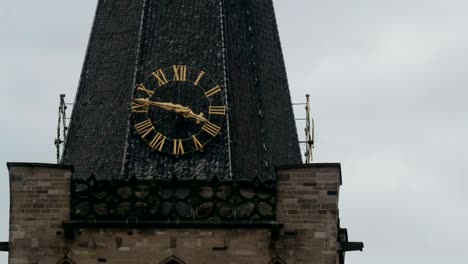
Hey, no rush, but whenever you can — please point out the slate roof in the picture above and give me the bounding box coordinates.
[62,0,301,181]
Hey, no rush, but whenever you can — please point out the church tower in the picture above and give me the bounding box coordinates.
[6,1,363,263]
[62,0,301,182]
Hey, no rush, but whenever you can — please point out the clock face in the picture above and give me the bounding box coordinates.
[132,65,226,156]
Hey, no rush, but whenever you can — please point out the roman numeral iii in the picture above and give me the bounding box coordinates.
[172,65,187,81]
[209,106,226,115]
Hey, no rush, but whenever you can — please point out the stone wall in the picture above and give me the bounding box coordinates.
[8,163,341,264]
[8,163,72,264]
[275,164,341,264]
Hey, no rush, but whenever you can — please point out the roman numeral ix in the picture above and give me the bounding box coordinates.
[132,99,149,113]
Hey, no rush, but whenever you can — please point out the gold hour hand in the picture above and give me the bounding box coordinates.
[134,99,208,123]
[181,110,208,124]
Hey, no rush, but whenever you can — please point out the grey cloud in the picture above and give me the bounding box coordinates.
[275,1,468,264]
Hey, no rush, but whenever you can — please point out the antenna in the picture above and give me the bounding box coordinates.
[293,94,315,163]
[54,94,70,163]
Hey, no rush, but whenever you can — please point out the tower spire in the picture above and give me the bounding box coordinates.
[63,0,301,181]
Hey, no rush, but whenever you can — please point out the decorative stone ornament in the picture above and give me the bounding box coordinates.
[56,256,76,264]
[159,255,186,264]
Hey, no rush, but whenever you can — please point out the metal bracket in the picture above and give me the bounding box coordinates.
[293,94,315,163]
[54,94,71,163]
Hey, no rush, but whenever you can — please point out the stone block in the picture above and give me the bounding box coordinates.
[9,258,28,264]
[12,231,25,239]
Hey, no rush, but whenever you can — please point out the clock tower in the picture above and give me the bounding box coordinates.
[6,1,363,263]
[61,0,302,182]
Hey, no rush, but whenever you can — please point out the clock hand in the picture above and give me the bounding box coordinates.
[134,99,185,112]
[180,109,208,124]
[134,99,208,124]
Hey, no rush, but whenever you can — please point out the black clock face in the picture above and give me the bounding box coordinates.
[132,65,226,156]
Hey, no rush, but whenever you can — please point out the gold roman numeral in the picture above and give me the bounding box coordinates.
[202,122,220,137]
[150,133,166,151]
[137,84,154,97]
[134,119,154,138]
[172,65,187,81]
[152,69,168,86]
[194,71,205,86]
[132,99,149,113]
[209,106,226,115]
[192,135,204,151]
[205,85,221,97]
[173,139,185,155]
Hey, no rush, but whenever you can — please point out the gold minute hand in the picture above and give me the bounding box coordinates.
[134,99,186,112]
[134,99,208,123]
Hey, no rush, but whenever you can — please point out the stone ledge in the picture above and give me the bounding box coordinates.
[7,162,74,172]
[275,163,342,185]
[275,163,341,170]
[63,220,284,240]
[64,220,283,230]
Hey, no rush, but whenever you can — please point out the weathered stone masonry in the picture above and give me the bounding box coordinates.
[8,163,345,264]
[8,163,72,264]
[7,1,364,263]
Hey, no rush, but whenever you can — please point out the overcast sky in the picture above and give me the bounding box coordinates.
[1,1,467,264]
